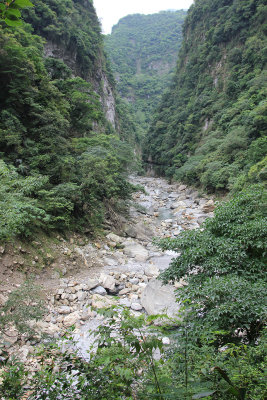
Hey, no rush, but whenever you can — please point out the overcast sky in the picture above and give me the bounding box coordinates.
[93,0,194,34]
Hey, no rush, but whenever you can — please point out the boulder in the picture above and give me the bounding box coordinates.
[202,199,215,213]
[131,303,143,311]
[124,222,153,241]
[86,279,100,291]
[91,286,107,296]
[145,264,160,277]
[178,185,187,191]
[141,279,179,318]
[0,293,7,307]
[77,291,87,301]
[58,306,71,314]
[63,311,80,327]
[99,273,116,292]
[123,242,149,262]
[91,294,114,309]
[120,298,131,307]
[106,233,124,244]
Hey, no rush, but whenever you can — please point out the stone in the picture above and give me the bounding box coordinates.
[68,293,78,301]
[99,273,116,292]
[91,286,107,296]
[0,246,5,254]
[124,225,137,238]
[77,291,87,301]
[141,279,180,318]
[0,293,7,306]
[119,298,131,307]
[123,242,149,262]
[164,219,173,224]
[63,311,80,327]
[129,278,139,285]
[178,185,187,191]
[139,282,147,288]
[106,233,124,244]
[86,279,100,290]
[131,303,143,311]
[174,278,188,289]
[3,330,18,347]
[162,337,170,345]
[91,294,114,309]
[145,264,160,277]
[58,306,71,314]
[119,288,131,295]
[202,199,215,213]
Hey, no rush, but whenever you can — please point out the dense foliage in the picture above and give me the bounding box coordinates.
[158,185,267,344]
[144,0,267,192]
[0,1,135,240]
[105,11,186,137]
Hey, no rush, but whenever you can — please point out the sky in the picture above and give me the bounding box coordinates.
[93,0,194,34]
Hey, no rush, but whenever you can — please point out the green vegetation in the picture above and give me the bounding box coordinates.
[144,0,267,192]
[1,190,265,398]
[0,0,136,241]
[0,0,33,27]
[105,10,187,137]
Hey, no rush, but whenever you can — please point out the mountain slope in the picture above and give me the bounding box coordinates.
[143,0,267,192]
[105,10,187,136]
[0,0,134,240]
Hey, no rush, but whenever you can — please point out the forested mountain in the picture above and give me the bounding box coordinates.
[0,0,135,240]
[105,11,187,136]
[144,0,267,192]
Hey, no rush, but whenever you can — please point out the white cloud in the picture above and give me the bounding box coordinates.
[93,0,194,34]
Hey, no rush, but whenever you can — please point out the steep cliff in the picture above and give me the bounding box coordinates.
[105,10,187,136]
[0,0,135,239]
[24,0,117,127]
[144,0,267,192]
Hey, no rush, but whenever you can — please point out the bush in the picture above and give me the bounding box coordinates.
[158,185,267,343]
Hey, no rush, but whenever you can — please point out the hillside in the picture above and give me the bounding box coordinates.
[143,0,267,192]
[0,0,135,241]
[105,10,187,136]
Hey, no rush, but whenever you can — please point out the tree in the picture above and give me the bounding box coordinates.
[0,0,33,26]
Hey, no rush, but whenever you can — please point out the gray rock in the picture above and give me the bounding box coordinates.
[91,286,107,296]
[100,273,116,292]
[106,233,124,244]
[145,264,160,277]
[63,311,80,327]
[131,303,143,311]
[129,278,139,285]
[123,242,149,262]
[77,291,87,301]
[141,279,180,318]
[86,279,100,290]
[119,298,131,307]
[202,199,215,213]
[58,306,71,315]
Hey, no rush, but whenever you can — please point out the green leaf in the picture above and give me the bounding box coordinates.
[0,4,5,12]
[6,8,21,17]
[13,0,34,8]
[192,391,216,399]
[4,17,22,26]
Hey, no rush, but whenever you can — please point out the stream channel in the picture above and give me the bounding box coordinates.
[31,176,215,360]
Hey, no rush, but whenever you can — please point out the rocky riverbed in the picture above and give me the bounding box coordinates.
[1,176,215,363]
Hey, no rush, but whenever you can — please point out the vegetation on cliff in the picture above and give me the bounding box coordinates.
[0,0,135,241]
[144,0,267,193]
[105,10,187,137]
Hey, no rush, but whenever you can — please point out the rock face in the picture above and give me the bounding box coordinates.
[141,279,179,318]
